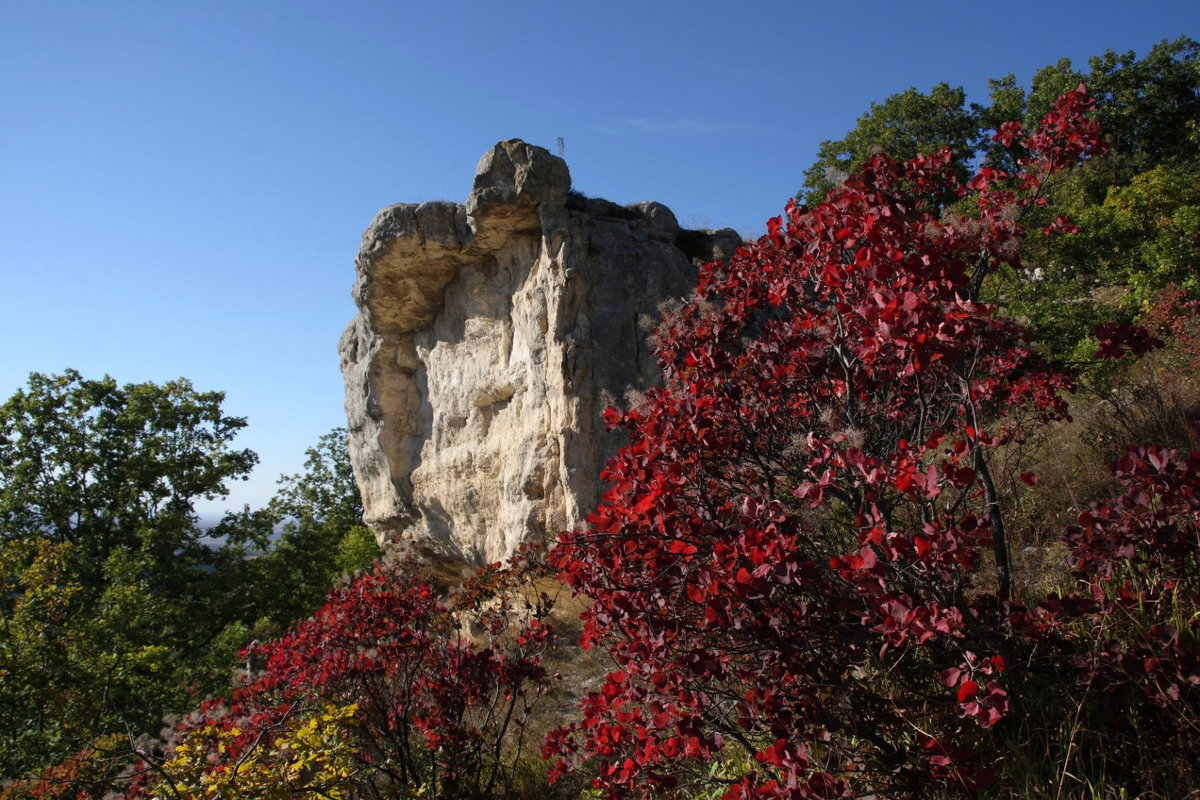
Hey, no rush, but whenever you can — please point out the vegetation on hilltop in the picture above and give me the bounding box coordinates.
[803,36,1199,371]
[0,372,377,783]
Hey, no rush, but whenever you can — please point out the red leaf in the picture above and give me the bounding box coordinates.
[854,545,877,570]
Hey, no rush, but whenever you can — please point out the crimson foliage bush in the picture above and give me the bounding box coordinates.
[128,550,556,800]
[2,552,560,800]
[546,89,1196,798]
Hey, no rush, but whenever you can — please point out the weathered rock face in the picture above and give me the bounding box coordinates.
[340,139,739,564]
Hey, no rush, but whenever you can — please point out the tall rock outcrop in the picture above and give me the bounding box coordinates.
[340,139,739,563]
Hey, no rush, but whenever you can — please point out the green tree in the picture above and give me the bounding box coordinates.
[976,72,1028,172]
[0,370,258,778]
[1066,158,1200,305]
[262,428,378,621]
[998,39,1200,367]
[1077,36,1199,172]
[1018,37,1198,202]
[799,37,1200,369]
[800,82,981,203]
[209,427,379,628]
[801,36,1198,205]
[0,377,380,783]
[0,539,89,778]
[271,427,362,530]
[0,370,256,588]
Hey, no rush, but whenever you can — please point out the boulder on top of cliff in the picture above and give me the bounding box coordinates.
[340,139,740,563]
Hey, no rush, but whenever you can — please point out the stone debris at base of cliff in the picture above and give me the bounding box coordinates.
[340,138,740,564]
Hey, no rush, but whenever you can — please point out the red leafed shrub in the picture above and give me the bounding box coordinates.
[1144,285,1200,372]
[1093,322,1165,360]
[0,735,126,800]
[547,89,1115,798]
[1004,445,1200,793]
[1061,446,1200,703]
[126,547,557,800]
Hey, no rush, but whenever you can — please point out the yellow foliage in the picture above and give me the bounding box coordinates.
[157,704,358,798]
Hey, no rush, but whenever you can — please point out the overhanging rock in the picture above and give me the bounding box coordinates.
[340,139,740,563]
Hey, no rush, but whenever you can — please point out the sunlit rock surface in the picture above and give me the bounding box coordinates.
[340,139,739,563]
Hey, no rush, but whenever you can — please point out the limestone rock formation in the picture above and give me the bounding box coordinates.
[340,139,739,563]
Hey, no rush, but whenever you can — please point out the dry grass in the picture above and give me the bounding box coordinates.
[989,340,1200,603]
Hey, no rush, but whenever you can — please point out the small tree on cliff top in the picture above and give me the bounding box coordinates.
[547,89,1121,798]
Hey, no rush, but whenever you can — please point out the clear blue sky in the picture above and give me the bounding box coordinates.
[2,1,1196,514]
